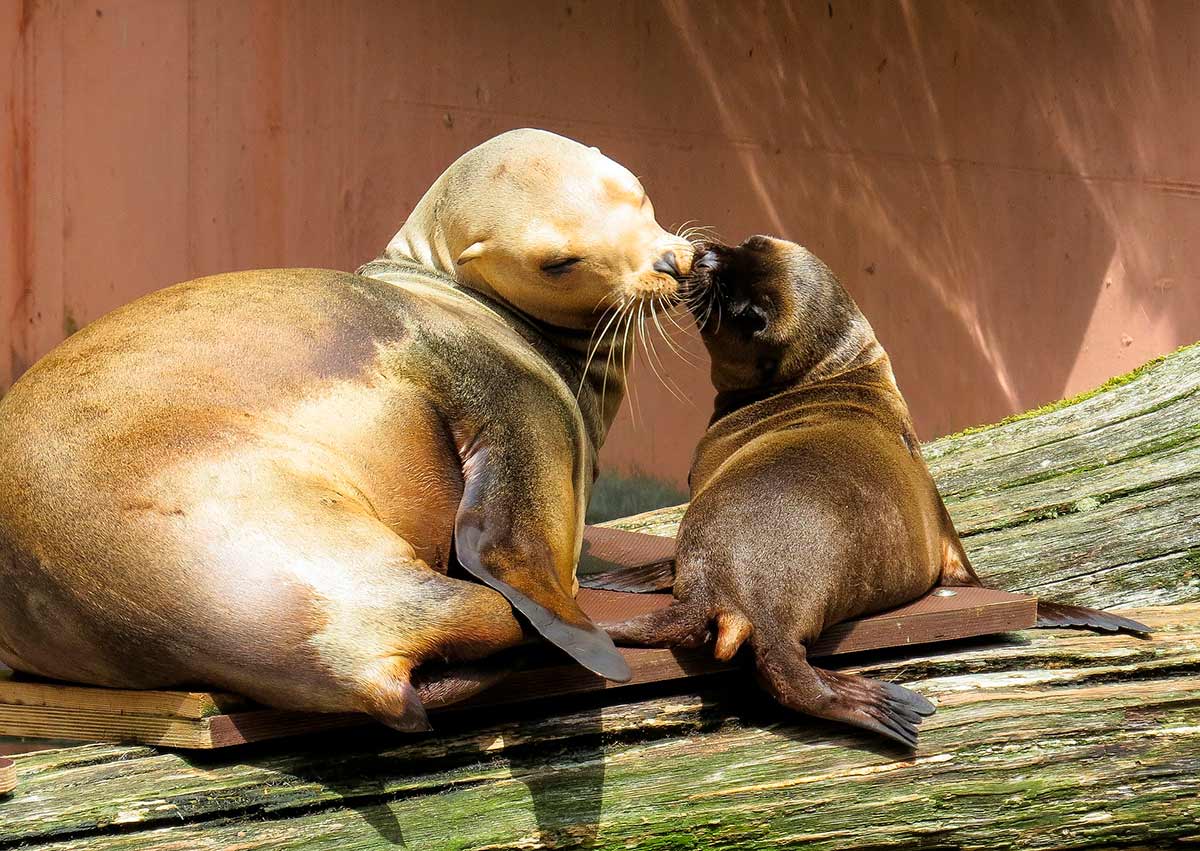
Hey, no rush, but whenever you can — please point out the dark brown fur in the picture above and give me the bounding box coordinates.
[605,236,1149,748]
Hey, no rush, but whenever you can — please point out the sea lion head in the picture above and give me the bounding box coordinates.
[386,128,695,330]
[686,235,880,394]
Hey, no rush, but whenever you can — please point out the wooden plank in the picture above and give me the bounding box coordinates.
[0,587,1034,750]
[2,603,1194,850]
[0,669,251,720]
[0,756,14,795]
[809,586,1036,655]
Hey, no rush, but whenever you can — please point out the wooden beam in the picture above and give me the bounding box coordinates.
[0,587,1034,749]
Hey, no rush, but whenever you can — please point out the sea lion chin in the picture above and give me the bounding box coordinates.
[607,234,1150,748]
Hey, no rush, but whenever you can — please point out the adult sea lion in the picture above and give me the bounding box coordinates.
[0,129,694,730]
[606,235,1149,747]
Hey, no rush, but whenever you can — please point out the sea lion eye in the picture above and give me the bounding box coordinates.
[541,257,583,276]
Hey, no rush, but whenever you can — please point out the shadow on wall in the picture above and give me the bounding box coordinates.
[6,0,1197,498]
[600,0,1198,494]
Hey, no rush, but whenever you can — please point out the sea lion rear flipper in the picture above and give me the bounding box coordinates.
[579,561,677,593]
[600,598,709,648]
[413,654,520,711]
[1035,600,1153,636]
[756,642,935,749]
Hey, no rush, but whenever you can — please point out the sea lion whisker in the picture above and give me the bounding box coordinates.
[677,223,719,246]
[639,301,677,394]
[651,296,702,369]
[661,301,698,335]
[579,299,627,399]
[577,305,618,396]
[599,298,633,416]
[626,305,644,428]
[643,302,693,405]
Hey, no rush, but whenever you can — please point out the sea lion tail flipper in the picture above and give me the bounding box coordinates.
[755,643,935,749]
[1035,600,1153,636]
[601,598,709,648]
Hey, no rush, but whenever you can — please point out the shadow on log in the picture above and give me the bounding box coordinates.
[2,344,1199,849]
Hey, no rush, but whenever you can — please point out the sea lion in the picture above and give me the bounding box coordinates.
[0,129,693,730]
[605,235,1149,747]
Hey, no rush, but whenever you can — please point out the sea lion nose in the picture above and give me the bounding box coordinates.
[694,250,720,272]
[653,251,683,279]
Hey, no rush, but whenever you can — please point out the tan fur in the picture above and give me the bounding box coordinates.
[713,611,753,661]
[0,129,692,726]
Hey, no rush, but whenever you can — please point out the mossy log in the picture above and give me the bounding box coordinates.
[2,344,1199,849]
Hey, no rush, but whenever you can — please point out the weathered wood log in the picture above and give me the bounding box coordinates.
[612,342,1200,610]
[1,344,1198,849]
[1,604,1197,849]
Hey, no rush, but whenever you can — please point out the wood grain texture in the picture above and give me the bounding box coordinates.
[0,588,1032,749]
[0,757,14,795]
[1,604,1196,849]
[2,345,1198,848]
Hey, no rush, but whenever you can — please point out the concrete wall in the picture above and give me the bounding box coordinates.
[3,0,1198,490]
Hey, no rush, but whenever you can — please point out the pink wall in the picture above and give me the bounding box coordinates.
[4,0,1198,488]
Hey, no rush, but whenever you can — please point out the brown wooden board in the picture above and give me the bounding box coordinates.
[0,584,1034,749]
[0,757,14,795]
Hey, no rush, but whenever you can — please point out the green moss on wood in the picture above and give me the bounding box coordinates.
[944,342,1198,441]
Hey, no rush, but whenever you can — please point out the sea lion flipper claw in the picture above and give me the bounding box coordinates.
[1035,600,1154,636]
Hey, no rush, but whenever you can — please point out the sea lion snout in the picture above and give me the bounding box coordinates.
[629,238,696,299]
[685,239,779,338]
[652,250,684,280]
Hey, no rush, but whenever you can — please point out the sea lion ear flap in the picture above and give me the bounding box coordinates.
[453,498,631,684]
[456,241,488,267]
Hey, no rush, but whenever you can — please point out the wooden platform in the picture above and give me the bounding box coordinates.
[0,585,1033,750]
[0,757,14,795]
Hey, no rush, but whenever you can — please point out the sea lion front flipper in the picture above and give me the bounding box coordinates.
[1035,600,1153,636]
[453,438,631,683]
[755,642,935,749]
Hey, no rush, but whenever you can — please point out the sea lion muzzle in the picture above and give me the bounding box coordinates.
[685,243,773,336]
[652,250,684,279]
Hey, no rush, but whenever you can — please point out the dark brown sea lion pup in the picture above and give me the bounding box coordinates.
[0,129,694,730]
[605,235,1150,747]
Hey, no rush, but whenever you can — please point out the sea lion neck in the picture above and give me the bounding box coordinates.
[708,305,887,424]
[709,346,892,426]
[358,256,629,450]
